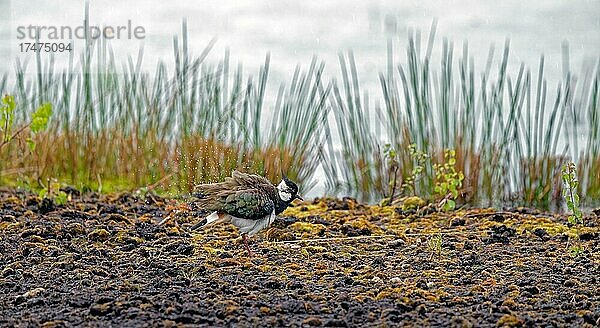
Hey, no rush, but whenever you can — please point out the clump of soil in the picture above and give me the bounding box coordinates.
[0,190,599,327]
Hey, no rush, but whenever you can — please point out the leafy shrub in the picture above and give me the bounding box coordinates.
[434,149,464,211]
[0,95,52,151]
[561,162,583,224]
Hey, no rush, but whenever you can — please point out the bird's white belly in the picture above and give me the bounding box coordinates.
[230,212,276,236]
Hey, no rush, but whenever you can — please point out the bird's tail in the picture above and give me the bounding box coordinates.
[190,211,227,230]
[190,218,208,230]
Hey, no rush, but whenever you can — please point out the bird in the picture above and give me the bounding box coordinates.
[189,170,303,256]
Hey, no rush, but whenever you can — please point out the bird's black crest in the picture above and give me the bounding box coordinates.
[282,174,299,194]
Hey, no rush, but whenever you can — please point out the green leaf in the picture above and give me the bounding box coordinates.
[31,103,52,133]
[448,199,456,209]
[26,138,36,152]
[55,191,68,205]
[1,95,16,138]
[443,199,455,211]
[2,95,16,115]
[38,188,48,199]
[2,95,15,107]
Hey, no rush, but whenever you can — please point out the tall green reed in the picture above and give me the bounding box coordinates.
[0,20,330,194]
[1,18,598,208]
[325,23,599,208]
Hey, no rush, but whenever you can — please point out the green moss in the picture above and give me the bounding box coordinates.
[399,196,427,210]
[289,222,326,236]
[88,229,110,241]
[497,314,524,327]
[283,203,327,218]
[376,287,409,300]
[3,222,24,231]
[265,228,295,241]
[66,223,85,235]
[114,231,145,244]
[305,245,327,253]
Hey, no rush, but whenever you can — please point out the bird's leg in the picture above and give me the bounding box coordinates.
[242,234,253,258]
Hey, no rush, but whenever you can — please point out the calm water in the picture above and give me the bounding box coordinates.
[1,0,599,195]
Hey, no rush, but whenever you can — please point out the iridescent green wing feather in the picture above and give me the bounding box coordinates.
[222,189,275,220]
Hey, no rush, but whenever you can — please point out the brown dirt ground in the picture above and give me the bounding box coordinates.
[0,189,599,327]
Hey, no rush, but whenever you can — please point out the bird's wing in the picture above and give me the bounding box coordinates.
[193,171,274,197]
[229,170,275,190]
[192,177,236,199]
[192,179,225,197]
[221,189,275,220]
[191,171,278,214]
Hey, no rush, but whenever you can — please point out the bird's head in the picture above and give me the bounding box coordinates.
[277,173,303,203]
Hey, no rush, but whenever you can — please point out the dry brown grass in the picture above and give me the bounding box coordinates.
[1,130,302,193]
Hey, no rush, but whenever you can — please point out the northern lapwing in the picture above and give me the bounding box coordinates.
[190,170,302,256]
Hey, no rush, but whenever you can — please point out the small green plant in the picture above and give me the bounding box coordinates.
[428,231,443,258]
[383,144,400,203]
[39,179,68,205]
[568,245,584,258]
[28,102,53,151]
[561,162,583,225]
[0,95,16,145]
[434,149,464,211]
[0,95,53,151]
[401,143,429,196]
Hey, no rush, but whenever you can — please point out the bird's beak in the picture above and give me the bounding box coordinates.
[295,194,304,201]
